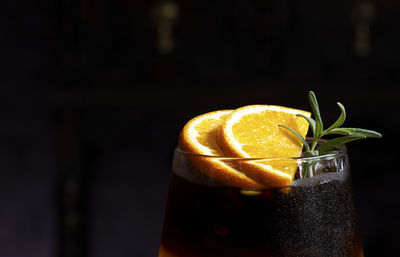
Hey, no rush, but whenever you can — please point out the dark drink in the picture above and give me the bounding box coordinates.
[158,148,364,257]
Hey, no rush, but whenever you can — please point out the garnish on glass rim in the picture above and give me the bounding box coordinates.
[279,91,382,157]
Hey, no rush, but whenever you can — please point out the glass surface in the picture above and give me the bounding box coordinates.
[158,145,364,257]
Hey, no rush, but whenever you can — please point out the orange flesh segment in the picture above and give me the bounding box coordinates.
[218,105,310,187]
[178,110,262,189]
[232,110,309,158]
[195,116,228,156]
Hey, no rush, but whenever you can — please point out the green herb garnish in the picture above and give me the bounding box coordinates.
[279,91,382,158]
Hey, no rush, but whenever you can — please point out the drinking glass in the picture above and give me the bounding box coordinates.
[158,144,364,257]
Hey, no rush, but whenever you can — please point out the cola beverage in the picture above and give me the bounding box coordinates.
[158,148,364,257]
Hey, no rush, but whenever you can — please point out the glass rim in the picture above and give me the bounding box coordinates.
[176,139,347,162]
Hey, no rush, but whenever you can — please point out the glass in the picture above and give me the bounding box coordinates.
[158,144,364,257]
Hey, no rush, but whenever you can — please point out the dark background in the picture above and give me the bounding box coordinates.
[1,0,399,256]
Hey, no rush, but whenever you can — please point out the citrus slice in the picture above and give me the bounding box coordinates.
[179,110,262,188]
[218,105,310,187]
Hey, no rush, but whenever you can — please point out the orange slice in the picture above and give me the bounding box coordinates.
[219,105,310,187]
[179,110,262,188]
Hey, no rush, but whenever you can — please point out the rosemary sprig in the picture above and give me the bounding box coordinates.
[280,91,382,157]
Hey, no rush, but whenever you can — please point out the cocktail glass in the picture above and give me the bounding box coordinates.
[158,144,364,257]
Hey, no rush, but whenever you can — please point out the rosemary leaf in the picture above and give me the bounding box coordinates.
[324,128,382,138]
[278,91,381,162]
[303,150,319,157]
[308,91,323,149]
[317,136,366,154]
[279,125,311,152]
[323,102,346,134]
[296,114,316,136]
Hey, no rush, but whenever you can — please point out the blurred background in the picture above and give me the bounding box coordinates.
[1,0,399,256]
